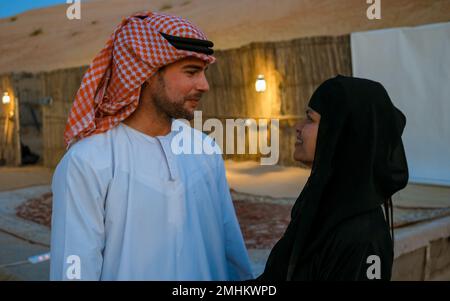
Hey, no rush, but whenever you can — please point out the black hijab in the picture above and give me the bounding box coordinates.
[259,75,409,280]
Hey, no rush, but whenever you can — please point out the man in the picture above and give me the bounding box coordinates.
[50,12,253,281]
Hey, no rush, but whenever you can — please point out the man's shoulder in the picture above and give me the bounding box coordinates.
[62,130,113,170]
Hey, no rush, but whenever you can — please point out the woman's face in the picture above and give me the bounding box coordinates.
[293,107,321,167]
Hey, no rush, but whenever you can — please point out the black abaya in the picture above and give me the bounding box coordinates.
[258,75,408,281]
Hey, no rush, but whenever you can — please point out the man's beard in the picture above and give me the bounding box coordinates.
[150,74,199,121]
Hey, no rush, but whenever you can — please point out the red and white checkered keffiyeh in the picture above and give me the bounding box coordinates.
[64,11,215,148]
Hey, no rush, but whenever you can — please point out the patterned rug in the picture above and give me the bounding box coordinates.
[15,191,450,250]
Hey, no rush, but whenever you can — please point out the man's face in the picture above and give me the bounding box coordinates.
[147,57,210,120]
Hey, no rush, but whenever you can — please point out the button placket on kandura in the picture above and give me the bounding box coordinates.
[157,136,186,257]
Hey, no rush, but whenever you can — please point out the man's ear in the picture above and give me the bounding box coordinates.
[144,71,158,87]
[139,79,151,101]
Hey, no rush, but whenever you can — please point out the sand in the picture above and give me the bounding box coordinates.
[0,0,449,73]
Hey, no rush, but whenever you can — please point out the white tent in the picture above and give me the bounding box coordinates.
[351,22,450,186]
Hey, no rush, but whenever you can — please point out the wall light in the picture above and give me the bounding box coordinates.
[255,74,266,93]
[2,92,11,104]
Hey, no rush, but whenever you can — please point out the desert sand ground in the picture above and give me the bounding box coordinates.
[0,0,449,73]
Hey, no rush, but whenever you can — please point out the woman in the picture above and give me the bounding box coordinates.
[259,75,409,280]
